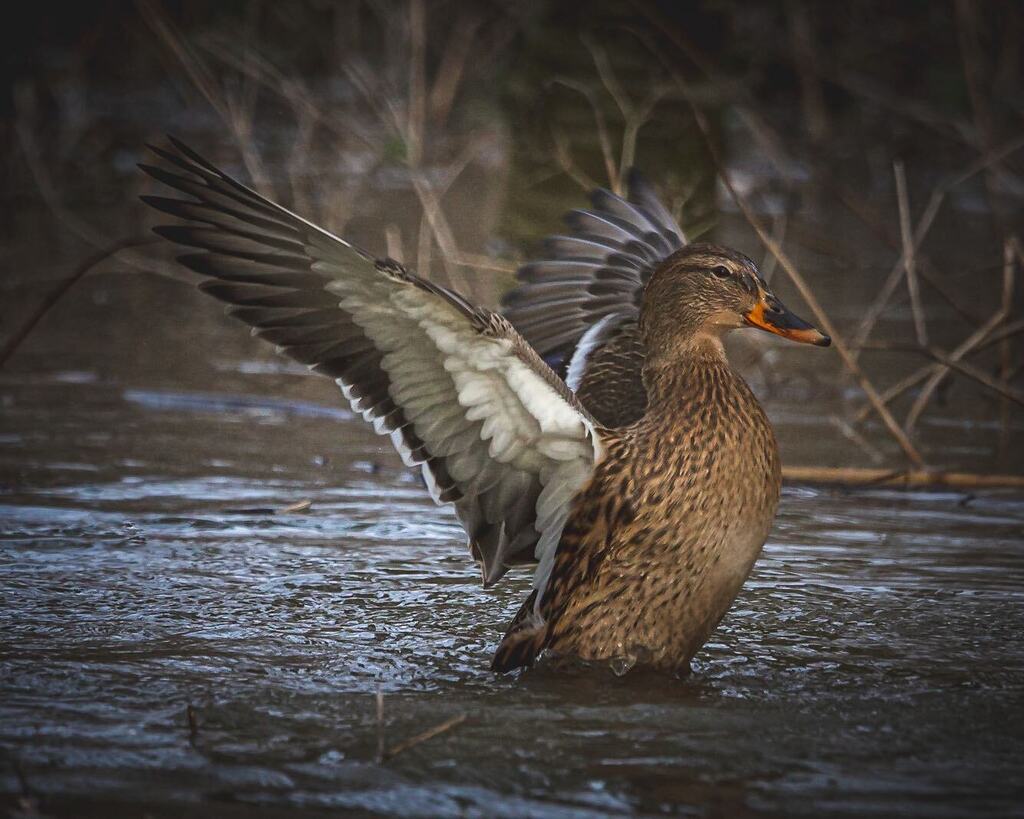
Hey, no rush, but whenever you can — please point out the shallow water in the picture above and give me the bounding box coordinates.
[3,3,1023,813]
[2,361,1023,818]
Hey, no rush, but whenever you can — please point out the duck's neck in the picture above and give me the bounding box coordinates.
[641,333,737,413]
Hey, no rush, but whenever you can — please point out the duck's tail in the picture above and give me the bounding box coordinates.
[491,590,548,673]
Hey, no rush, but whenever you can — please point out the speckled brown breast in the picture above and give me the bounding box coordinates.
[538,343,781,672]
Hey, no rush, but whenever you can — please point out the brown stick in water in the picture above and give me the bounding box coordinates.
[380,714,468,764]
[783,466,1024,489]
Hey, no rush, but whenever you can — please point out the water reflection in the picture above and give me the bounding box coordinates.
[2,371,1023,816]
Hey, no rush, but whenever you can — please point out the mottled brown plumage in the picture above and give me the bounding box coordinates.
[141,141,828,676]
[494,336,780,673]
[492,241,829,673]
[571,319,646,428]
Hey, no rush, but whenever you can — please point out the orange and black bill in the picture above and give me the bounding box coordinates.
[744,294,831,346]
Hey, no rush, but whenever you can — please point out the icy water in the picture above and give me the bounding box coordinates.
[4,3,1023,812]
[2,353,1024,817]
[2,155,1023,815]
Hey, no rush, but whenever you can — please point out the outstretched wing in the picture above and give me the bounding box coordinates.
[502,171,697,428]
[140,138,603,586]
[502,169,690,376]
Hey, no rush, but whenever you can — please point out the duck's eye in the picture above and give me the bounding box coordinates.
[711,265,731,279]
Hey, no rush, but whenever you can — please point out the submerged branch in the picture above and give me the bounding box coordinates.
[380,714,468,763]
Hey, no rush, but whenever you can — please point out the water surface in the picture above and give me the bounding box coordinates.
[2,364,1023,818]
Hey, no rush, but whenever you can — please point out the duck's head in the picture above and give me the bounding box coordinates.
[639,243,830,356]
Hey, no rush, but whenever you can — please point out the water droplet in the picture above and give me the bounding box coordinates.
[609,654,637,677]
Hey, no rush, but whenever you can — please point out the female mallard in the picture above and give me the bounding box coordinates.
[141,141,829,674]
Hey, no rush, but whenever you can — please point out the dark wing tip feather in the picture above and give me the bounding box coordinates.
[139,193,181,213]
[166,134,222,175]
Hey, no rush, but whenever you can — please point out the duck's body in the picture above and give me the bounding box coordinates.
[493,336,780,672]
[141,141,828,675]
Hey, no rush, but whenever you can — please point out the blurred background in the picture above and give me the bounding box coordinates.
[2,0,1022,476]
[2,4,1024,818]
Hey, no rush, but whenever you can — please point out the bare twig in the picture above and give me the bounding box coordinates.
[409,172,468,292]
[642,1,1019,349]
[828,178,983,329]
[852,368,932,425]
[852,315,1024,423]
[275,500,313,515]
[428,10,482,127]
[904,239,1016,433]
[850,182,945,357]
[843,135,1024,353]
[380,714,467,764]
[759,213,788,283]
[138,0,273,195]
[920,347,1024,409]
[583,36,668,193]
[551,125,600,192]
[406,0,427,168]
[828,416,885,464]
[893,160,928,346]
[1,236,157,368]
[550,76,618,191]
[620,85,667,188]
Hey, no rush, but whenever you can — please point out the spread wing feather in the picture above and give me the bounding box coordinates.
[141,137,603,588]
[502,169,690,378]
[502,170,698,428]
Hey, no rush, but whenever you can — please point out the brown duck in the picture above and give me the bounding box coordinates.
[141,141,829,675]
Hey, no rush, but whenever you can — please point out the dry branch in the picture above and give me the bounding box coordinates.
[428,10,482,127]
[373,689,466,765]
[380,714,467,763]
[850,181,945,357]
[406,0,427,168]
[823,135,1024,351]
[550,77,618,191]
[1,236,157,368]
[893,160,928,347]
[551,125,601,192]
[903,239,1016,433]
[852,316,1024,424]
[921,348,1024,409]
[783,466,1024,489]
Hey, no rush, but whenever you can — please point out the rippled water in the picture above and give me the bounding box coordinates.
[2,365,1023,818]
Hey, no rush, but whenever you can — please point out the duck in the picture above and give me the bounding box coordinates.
[140,139,829,675]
